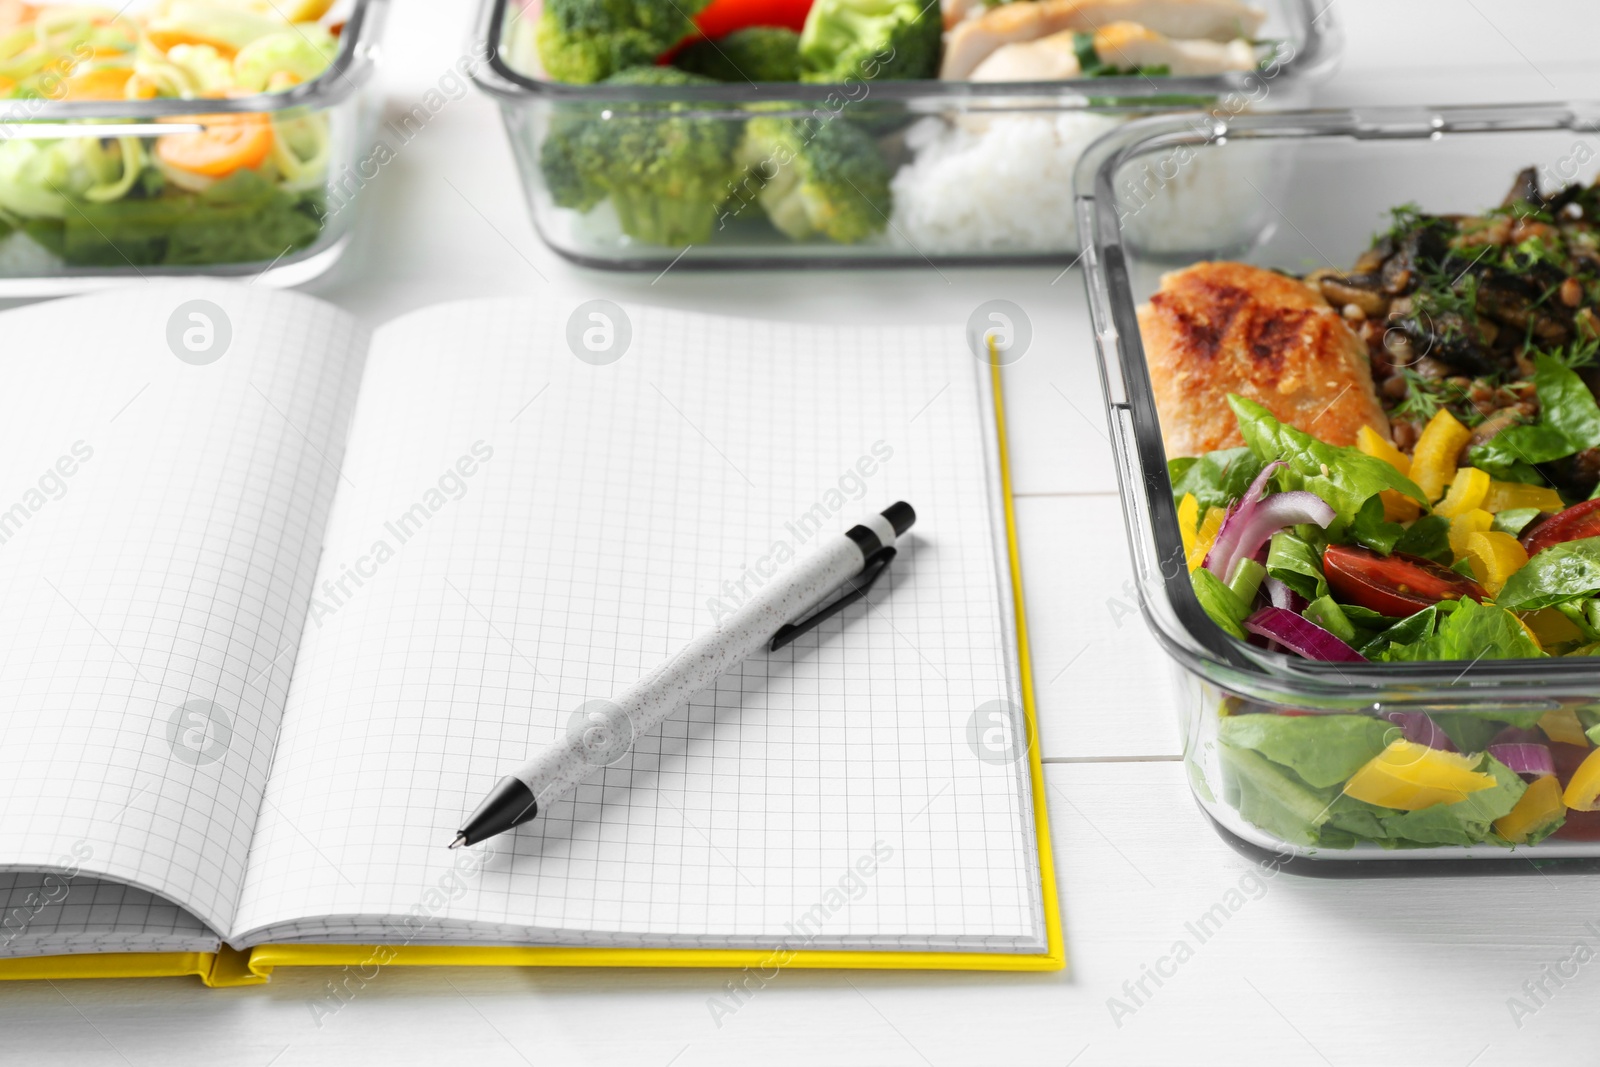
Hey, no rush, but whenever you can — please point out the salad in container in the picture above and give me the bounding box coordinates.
[1079,103,1600,868]
[470,0,1337,268]
[0,0,383,292]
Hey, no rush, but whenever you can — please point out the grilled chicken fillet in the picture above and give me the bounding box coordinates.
[942,0,1265,80]
[1091,20,1258,75]
[1138,262,1391,456]
[970,20,1257,81]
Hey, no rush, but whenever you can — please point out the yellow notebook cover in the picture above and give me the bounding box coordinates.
[0,359,1063,987]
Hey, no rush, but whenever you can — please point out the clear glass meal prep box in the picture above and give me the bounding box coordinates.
[469,0,1338,270]
[1078,102,1600,870]
[0,0,385,296]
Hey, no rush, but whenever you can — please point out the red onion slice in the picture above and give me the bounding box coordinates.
[1491,726,1544,747]
[1206,460,1284,580]
[1243,607,1367,662]
[1207,473,1335,585]
[1488,743,1555,779]
[1384,711,1456,752]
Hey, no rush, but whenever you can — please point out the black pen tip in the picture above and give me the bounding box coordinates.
[882,501,915,537]
[447,832,467,850]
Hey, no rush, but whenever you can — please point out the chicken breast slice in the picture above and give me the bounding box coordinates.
[1093,21,1259,75]
[943,0,988,30]
[941,0,1266,80]
[970,29,1083,81]
[1138,261,1390,457]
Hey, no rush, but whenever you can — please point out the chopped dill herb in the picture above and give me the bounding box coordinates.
[1541,335,1600,372]
[1390,369,1489,427]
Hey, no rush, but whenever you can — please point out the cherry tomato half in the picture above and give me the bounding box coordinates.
[1322,543,1488,618]
[1522,498,1600,558]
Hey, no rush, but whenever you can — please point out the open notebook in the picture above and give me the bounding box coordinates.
[0,282,1060,982]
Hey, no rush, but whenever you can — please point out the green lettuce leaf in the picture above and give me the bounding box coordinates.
[1392,514,1452,564]
[1192,566,1250,639]
[1302,595,1358,643]
[1349,494,1405,555]
[1469,354,1600,478]
[1356,606,1437,658]
[1433,713,1507,753]
[1266,530,1327,601]
[1218,745,1337,847]
[1219,713,1395,788]
[1339,604,1395,627]
[1228,395,1425,526]
[1219,731,1530,849]
[1373,756,1526,847]
[1496,537,1600,611]
[1168,447,1265,512]
[1317,793,1397,847]
[1379,597,1545,661]
[1492,508,1544,537]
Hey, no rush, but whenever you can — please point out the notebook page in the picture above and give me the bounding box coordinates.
[0,873,216,959]
[234,298,1043,951]
[0,282,366,937]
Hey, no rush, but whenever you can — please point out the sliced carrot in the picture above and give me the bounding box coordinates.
[156,112,273,177]
[59,67,132,101]
[145,28,238,58]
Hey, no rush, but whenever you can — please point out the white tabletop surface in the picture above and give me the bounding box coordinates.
[8,1,1600,1063]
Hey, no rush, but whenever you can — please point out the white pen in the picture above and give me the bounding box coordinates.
[448,502,917,848]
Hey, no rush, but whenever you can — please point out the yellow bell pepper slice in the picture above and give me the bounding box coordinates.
[1412,409,1472,503]
[1540,707,1589,747]
[1381,491,1423,523]
[1464,530,1528,595]
[1564,747,1600,811]
[1495,775,1565,844]
[1484,480,1565,514]
[1188,506,1225,574]
[1516,615,1545,651]
[1343,739,1498,811]
[1448,508,1493,561]
[1523,608,1585,646]
[1356,425,1421,521]
[1177,493,1199,560]
[1357,424,1413,476]
[1434,467,1491,518]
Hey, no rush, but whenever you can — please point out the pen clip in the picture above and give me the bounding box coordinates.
[769,547,896,652]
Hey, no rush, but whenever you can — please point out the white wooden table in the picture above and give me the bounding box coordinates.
[8,2,1600,1063]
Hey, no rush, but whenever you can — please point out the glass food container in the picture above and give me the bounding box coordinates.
[1078,102,1600,871]
[0,0,385,296]
[469,0,1338,270]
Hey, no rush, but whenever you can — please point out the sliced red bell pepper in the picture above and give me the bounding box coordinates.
[695,0,814,36]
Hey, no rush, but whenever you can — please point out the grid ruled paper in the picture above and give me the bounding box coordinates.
[234,298,1045,952]
[0,282,367,947]
[0,873,216,959]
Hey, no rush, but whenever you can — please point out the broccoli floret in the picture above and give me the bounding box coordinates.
[797,0,939,83]
[539,67,744,247]
[535,0,710,84]
[734,116,891,243]
[674,27,802,82]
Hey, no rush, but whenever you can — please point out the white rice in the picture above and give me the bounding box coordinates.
[887,110,1267,258]
[888,112,1122,255]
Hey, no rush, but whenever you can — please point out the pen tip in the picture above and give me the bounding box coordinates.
[447,832,467,850]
